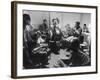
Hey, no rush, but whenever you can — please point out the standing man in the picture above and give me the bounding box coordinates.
[49,18,63,54]
[74,21,83,44]
[74,21,82,36]
[23,14,34,69]
[39,19,48,32]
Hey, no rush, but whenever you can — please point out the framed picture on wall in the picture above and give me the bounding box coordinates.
[11,1,98,78]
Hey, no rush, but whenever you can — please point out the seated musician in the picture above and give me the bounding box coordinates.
[47,36,90,68]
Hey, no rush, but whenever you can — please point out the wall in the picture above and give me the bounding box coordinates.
[0,0,99,80]
[62,12,81,30]
[80,13,91,29]
[24,10,89,31]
